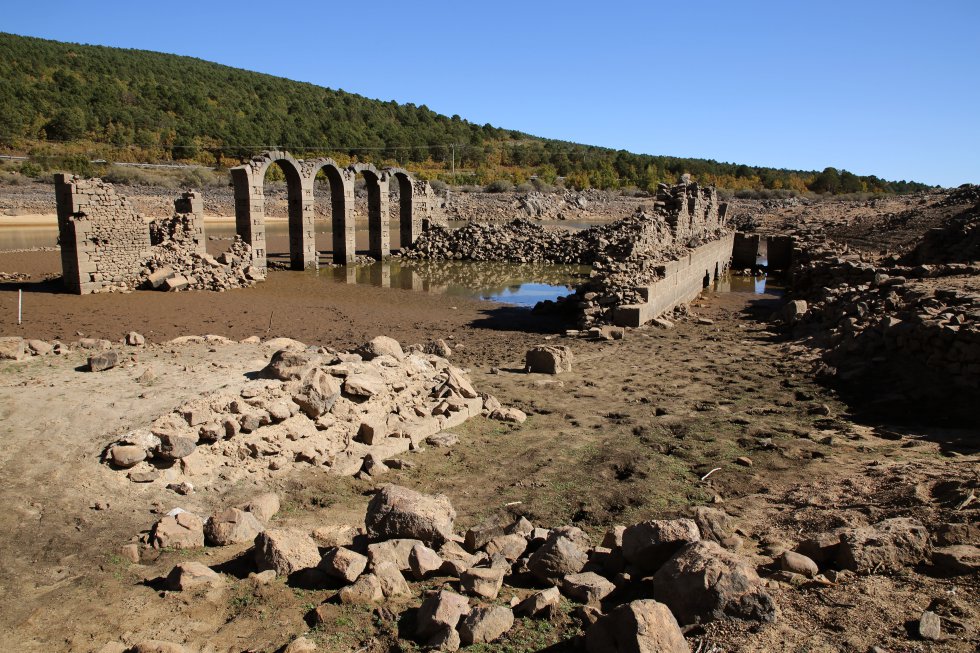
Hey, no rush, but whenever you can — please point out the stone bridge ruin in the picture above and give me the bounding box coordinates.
[230,150,437,269]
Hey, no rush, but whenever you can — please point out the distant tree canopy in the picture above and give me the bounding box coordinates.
[0,32,932,195]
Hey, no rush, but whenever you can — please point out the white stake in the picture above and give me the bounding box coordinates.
[18,289,22,325]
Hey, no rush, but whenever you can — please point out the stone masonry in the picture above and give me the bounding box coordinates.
[54,173,151,294]
[230,151,436,270]
[150,191,206,255]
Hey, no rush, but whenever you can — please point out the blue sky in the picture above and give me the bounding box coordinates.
[4,0,979,186]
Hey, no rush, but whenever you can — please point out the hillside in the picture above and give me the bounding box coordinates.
[0,32,931,194]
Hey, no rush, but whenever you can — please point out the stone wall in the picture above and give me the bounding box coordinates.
[54,173,151,294]
[612,234,735,327]
[150,191,206,254]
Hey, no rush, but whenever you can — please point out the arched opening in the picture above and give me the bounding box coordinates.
[352,164,390,260]
[258,158,307,269]
[309,161,354,264]
[390,170,415,250]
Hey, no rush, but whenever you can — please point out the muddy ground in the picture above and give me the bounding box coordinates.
[0,188,977,653]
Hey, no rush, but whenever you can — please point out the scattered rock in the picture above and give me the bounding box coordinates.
[528,533,589,585]
[365,484,456,546]
[254,528,321,576]
[409,542,444,579]
[622,519,701,573]
[165,561,225,591]
[526,345,573,374]
[151,511,204,549]
[585,599,689,653]
[338,573,383,605]
[374,561,412,599]
[515,586,561,618]
[416,590,470,638]
[653,541,776,625]
[88,350,120,372]
[931,545,980,574]
[562,571,616,604]
[460,566,506,599]
[357,336,405,361]
[836,517,931,573]
[204,508,265,546]
[319,547,369,584]
[918,610,942,641]
[243,492,280,523]
[459,605,515,645]
[779,551,819,578]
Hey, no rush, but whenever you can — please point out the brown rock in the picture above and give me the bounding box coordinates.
[165,561,225,591]
[932,545,980,574]
[409,542,444,579]
[779,551,819,578]
[205,508,265,546]
[368,538,424,571]
[151,511,204,549]
[254,528,321,576]
[416,590,470,638]
[836,518,931,573]
[585,599,689,653]
[88,350,120,372]
[652,541,776,625]
[526,345,573,374]
[622,519,701,573]
[562,571,616,604]
[515,586,561,618]
[338,573,383,605]
[460,566,506,599]
[109,444,147,468]
[243,492,280,523]
[365,484,456,546]
[260,349,317,381]
[459,605,514,645]
[319,547,368,584]
[374,561,412,599]
[528,534,589,585]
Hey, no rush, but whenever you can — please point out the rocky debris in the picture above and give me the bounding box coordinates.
[931,544,980,574]
[109,444,147,468]
[139,235,261,292]
[356,336,405,361]
[526,345,573,374]
[283,637,317,653]
[778,551,819,578]
[204,508,265,546]
[339,573,383,605]
[918,610,942,641]
[586,600,690,653]
[835,517,931,573]
[528,531,589,584]
[89,350,120,372]
[460,566,505,599]
[375,561,412,599]
[151,511,204,549]
[562,571,616,604]
[459,606,514,645]
[319,547,369,583]
[365,484,457,547]
[253,529,321,577]
[515,586,562,618]
[0,336,27,361]
[165,561,225,591]
[105,338,518,485]
[621,519,701,573]
[243,493,280,523]
[653,541,776,625]
[409,542,444,579]
[368,538,423,571]
[417,590,470,638]
[126,331,146,346]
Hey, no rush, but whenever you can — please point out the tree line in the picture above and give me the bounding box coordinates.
[0,32,931,195]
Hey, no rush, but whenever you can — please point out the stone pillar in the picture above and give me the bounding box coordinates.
[367,173,391,260]
[290,183,317,270]
[231,166,267,269]
[332,172,356,265]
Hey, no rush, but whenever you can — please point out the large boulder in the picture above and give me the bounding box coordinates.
[365,485,456,546]
[460,566,506,599]
[0,337,27,361]
[368,538,424,571]
[416,590,470,638]
[835,517,931,573]
[165,561,225,591]
[293,368,341,418]
[652,541,776,625]
[319,547,369,583]
[562,571,616,604]
[459,606,514,645]
[356,336,405,361]
[151,511,204,549]
[586,599,689,653]
[205,508,265,546]
[528,533,588,585]
[526,345,573,374]
[253,528,321,577]
[622,519,701,573]
[260,349,317,381]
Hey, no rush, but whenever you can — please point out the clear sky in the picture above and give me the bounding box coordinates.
[4,0,979,186]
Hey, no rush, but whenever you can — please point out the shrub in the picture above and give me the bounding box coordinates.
[485,179,513,193]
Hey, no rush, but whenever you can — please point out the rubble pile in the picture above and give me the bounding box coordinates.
[783,236,979,419]
[103,337,523,487]
[443,188,638,223]
[404,219,589,264]
[138,236,263,292]
[131,483,978,652]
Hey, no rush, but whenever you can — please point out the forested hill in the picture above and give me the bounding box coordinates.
[0,32,930,194]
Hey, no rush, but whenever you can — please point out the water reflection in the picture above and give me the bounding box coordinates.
[714,273,779,295]
[328,260,590,307]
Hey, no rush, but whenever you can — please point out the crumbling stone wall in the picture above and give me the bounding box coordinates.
[658,182,725,244]
[150,191,206,254]
[54,173,151,294]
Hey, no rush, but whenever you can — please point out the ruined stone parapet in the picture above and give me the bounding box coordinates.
[150,190,206,254]
[657,181,725,244]
[54,173,151,294]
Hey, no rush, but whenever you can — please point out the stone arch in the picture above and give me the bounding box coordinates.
[350,163,390,260]
[306,158,355,264]
[385,167,419,249]
[231,150,315,270]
